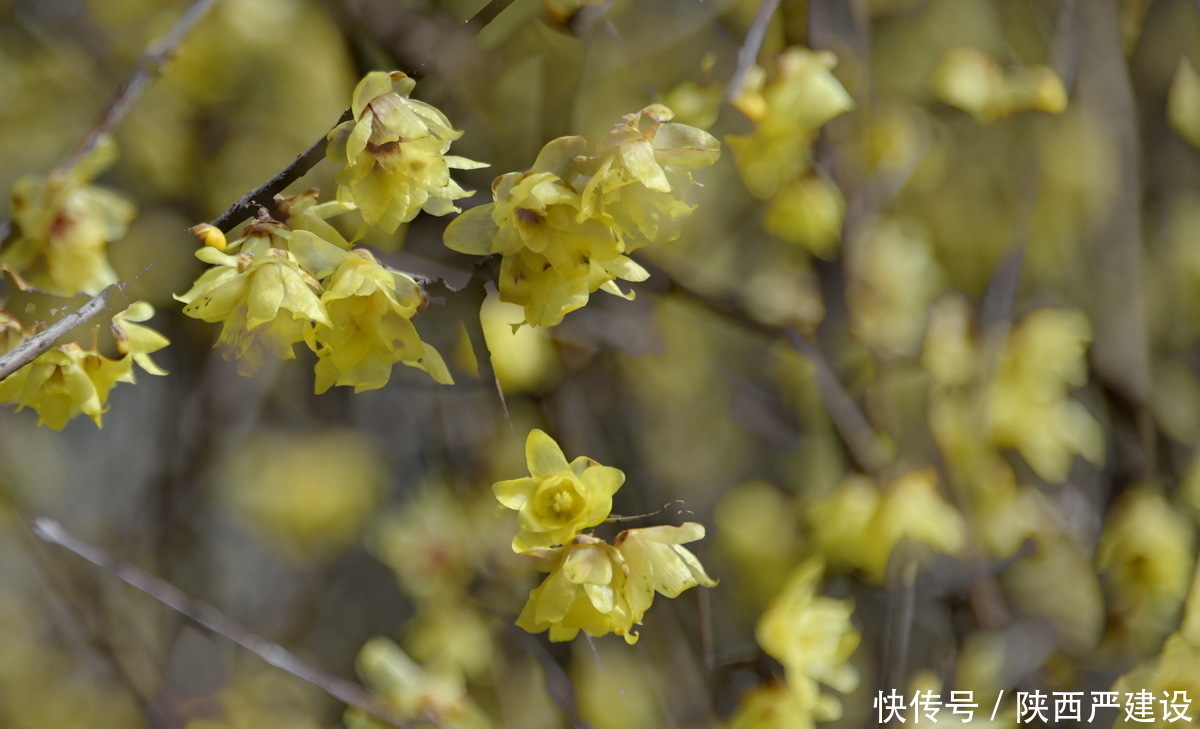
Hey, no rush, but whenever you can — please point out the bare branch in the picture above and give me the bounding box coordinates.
[58,0,224,175]
[726,0,781,104]
[32,517,419,729]
[0,286,114,381]
[208,108,353,233]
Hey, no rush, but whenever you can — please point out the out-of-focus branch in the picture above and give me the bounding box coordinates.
[32,517,419,729]
[726,0,781,103]
[207,108,352,233]
[58,0,223,175]
[0,0,223,243]
[662,274,890,476]
[0,285,114,380]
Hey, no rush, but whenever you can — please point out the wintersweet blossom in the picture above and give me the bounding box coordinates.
[2,136,134,296]
[492,429,624,552]
[0,302,169,430]
[516,535,639,644]
[326,71,486,233]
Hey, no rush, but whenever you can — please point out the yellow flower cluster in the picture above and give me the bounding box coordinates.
[495,429,716,644]
[728,47,854,257]
[444,105,720,327]
[924,297,1103,484]
[929,47,1067,123]
[808,469,967,583]
[326,71,487,234]
[730,560,860,729]
[0,302,169,430]
[346,637,491,729]
[176,192,451,390]
[1,137,134,296]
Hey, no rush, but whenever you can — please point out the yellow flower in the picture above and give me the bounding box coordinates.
[614,522,717,621]
[442,106,714,328]
[809,470,966,582]
[177,227,329,375]
[493,429,624,551]
[989,308,1103,482]
[728,48,854,198]
[444,141,648,327]
[302,241,451,392]
[326,71,487,233]
[1097,485,1195,651]
[579,105,720,249]
[763,175,846,258]
[929,47,1067,123]
[2,136,135,296]
[0,302,168,430]
[347,637,491,729]
[516,535,638,644]
[756,559,860,720]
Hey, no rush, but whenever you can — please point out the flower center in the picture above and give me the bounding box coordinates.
[534,476,584,527]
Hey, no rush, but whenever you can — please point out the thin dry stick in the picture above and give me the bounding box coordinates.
[0,286,114,380]
[57,0,223,176]
[32,517,418,729]
[1,0,223,363]
[726,0,781,103]
[208,108,352,232]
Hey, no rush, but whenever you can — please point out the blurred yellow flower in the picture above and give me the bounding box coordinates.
[990,308,1103,482]
[764,175,845,258]
[347,637,491,729]
[1169,57,1200,149]
[493,429,624,551]
[809,469,966,582]
[1098,484,1195,651]
[219,429,385,562]
[728,47,854,198]
[756,559,860,722]
[2,136,134,296]
[930,47,1067,123]
[326,71,487,233]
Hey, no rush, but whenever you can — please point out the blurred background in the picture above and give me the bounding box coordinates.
[2,0,1200,727]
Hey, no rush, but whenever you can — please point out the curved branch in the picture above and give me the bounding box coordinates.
[207,108,353,232]
[0,286,114,381]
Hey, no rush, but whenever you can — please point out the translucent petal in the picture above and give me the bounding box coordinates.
[526,428,569,478]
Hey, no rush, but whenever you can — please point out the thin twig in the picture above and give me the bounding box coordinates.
[726,0,781,103]
[0,286,114,380]
[32,517,418,729]
[208,108,353,232]
[58,0,223,175]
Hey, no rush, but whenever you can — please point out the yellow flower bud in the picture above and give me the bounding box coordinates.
[190,222,226,250]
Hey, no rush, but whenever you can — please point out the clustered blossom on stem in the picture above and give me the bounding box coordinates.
[727,47,855,257]
[326,71,487,234]
[1,136,134,296]
[444,105,720,327]
[0,301,169,430]
[494,429,716,644]
[176,191,451,390]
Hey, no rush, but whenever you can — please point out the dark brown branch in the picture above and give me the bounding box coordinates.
[32,517,419,729]
[207,108,353,233]
[0,286,114,381]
